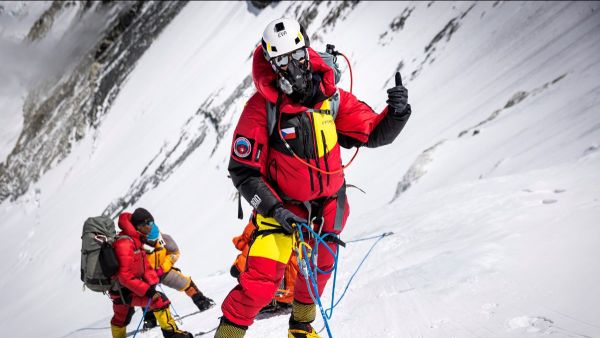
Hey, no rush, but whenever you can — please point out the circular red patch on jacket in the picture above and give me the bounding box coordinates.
[234,137,252,158]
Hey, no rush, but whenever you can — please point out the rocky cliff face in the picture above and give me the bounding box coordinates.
[0,0,361,214]
[0,1,186,202]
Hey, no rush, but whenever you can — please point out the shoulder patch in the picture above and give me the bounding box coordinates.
[233,136,254,159]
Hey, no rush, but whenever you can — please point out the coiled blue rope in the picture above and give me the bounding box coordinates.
[296,224,335,338]
[295,223,393,338]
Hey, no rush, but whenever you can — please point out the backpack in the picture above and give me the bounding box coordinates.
[80,216,125,292]
[318,47,342,84]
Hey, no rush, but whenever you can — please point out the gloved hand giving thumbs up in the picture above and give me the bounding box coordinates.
[386,72,408,115]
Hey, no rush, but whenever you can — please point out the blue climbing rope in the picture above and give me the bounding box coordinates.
[132,298,152,338]
[294,224,393,338]
[345,232,394,244]
[296,225,335,338]
[158,284,181,319]
[325,231,392,316]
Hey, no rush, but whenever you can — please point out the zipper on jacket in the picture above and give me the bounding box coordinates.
[308,112,323,194]
[321,130,330,186]
[301,115,315,192]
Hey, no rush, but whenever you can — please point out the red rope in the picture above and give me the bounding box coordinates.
[339,52,353,94]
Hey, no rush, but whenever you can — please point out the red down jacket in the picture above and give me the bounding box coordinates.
[228,46,411,215]
[113,212,158,296]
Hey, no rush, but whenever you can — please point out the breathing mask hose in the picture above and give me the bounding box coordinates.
[326,44,353,94]
[339,52,353,94]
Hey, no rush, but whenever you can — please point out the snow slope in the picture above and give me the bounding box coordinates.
[1,1,599,337]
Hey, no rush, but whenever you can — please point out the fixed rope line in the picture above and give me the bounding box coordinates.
[158,283,182,322]
[345,231,394,244]
[326,231,392,316]
[295,224,393,338]
[132,298,152,338]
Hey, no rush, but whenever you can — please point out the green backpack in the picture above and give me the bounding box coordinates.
[80,216,124,292]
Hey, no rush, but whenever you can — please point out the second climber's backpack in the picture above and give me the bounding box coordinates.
[80,216,124,292]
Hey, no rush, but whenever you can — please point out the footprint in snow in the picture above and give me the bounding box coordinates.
[521,188,566,195]
[429,318,449,329]
[507,316,553,334]
[481,302,499,317]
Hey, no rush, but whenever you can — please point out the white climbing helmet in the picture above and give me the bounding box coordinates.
[261,18,307,60]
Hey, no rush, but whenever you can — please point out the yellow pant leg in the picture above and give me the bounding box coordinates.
[153,307,178,332]
[249,214,294,264]
[110,324,126,338]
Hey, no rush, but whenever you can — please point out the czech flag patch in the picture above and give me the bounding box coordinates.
[281,127,297,140]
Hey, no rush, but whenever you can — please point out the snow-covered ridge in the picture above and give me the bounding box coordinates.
[0,1,185,203]
[392,72,569,202]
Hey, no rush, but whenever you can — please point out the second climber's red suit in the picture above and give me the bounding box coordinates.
[110,213,170,327]
[221,46,411,327]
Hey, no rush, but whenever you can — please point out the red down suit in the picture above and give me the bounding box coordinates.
[221,46,411,327]
[110,213,169,327]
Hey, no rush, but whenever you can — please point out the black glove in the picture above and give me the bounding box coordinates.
[386,72,408,115]
[144,284,157,298]
[272,206,307,234]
